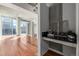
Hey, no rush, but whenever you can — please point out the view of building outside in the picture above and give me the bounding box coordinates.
[20,20,29,35]
[2,16,17,35]
[0,16,29,35]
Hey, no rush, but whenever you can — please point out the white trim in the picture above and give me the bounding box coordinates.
[48,48,64,55]
[43,37,77,48]
[37,3,41,56]
[76,3,79,56]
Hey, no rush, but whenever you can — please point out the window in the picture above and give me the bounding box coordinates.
[0,16,30,35]
[2,16,17,35]
[20,20,29,35]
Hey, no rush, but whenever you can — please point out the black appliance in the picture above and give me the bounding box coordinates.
[42,31,48,37]
[42,31,77,43]
[67,31,76,43]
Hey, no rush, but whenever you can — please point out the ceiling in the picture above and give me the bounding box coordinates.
[0,3,38,20]
[13,3,38,14]
[13,3,54,14]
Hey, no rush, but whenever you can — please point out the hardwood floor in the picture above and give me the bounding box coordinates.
[0,35,37,56]
[43,50,63,56]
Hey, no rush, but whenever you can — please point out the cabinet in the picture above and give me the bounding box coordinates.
[43,37,76,55]
[48,3,76,56]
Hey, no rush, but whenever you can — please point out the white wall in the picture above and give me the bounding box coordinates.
[40,3,49,55]
[63,3,76,33]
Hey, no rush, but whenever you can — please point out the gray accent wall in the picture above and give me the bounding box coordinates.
[62,3,76,56]
[49,3,63,32]
[63,3,76,33]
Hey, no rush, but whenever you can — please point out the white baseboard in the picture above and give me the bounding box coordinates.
[48,48,64,55]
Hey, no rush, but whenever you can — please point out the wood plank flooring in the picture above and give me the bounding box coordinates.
[43,50,63,56]
[0,35,37,56]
